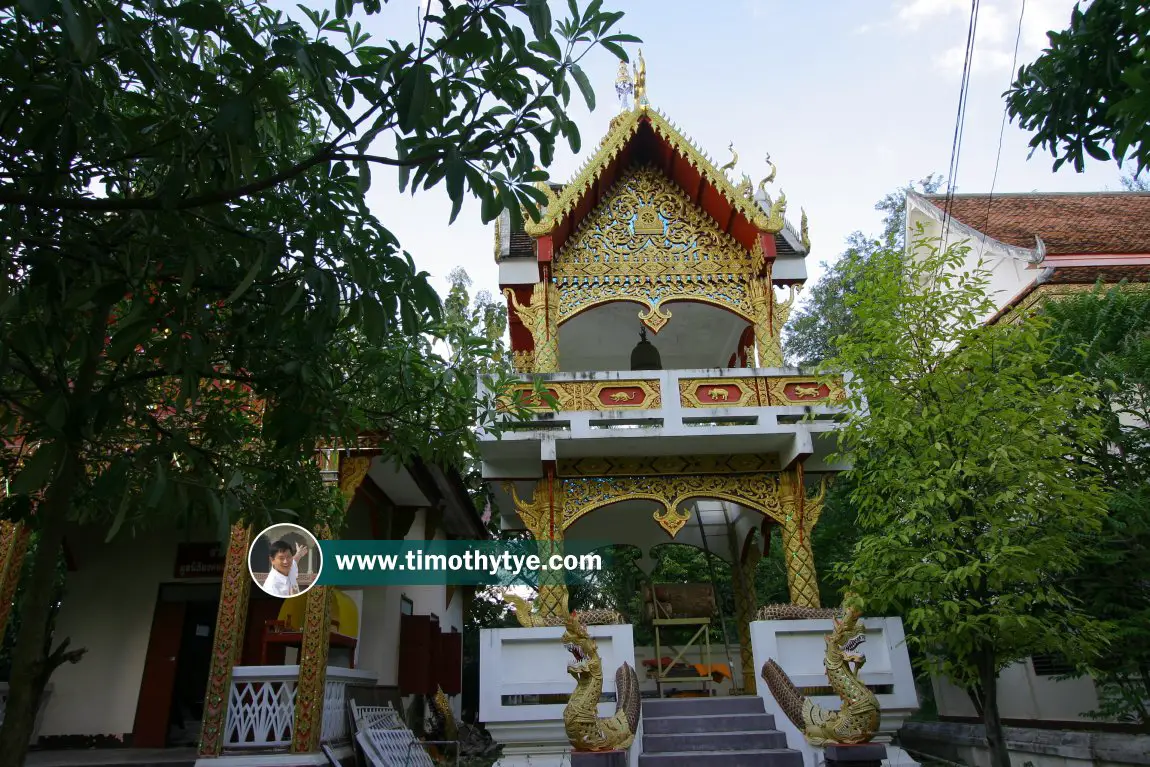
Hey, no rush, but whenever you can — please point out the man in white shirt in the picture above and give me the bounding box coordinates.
[262,539,309,597]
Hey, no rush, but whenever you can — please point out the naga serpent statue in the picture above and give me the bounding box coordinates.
[760,600,880,746]
[504,591,624,627]
[562,612,641,752]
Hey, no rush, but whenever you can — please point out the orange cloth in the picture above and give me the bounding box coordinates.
[693,663,731,681]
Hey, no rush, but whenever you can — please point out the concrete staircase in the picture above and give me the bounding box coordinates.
[638,696,802,767]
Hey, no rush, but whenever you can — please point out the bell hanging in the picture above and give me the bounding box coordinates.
[630,326,662,371]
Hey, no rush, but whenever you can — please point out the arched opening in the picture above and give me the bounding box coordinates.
[557,300,753,372]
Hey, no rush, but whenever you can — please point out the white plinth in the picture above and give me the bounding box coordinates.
[480,624,640,767]
[750,617,920,767]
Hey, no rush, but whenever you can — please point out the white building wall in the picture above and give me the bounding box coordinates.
[355,509,460,703]
[905,198,1038,321]
[931,662,1102,722]
[39,526,218,738]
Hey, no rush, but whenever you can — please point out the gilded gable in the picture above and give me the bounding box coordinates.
[553,165,761,331]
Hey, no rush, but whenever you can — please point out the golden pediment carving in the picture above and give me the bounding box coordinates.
[552,165,758,330]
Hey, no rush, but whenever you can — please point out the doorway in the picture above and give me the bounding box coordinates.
[132,583,221,748]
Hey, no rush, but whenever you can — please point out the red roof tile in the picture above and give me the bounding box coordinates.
[924,193,1150,256]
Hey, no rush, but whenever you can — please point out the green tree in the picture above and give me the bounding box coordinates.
[1006,0,1150,173]
[785,175,942,368]
[827,234,1111,767]
[1041,286,1150,728]
[0,0,636,761]
[1121,172,1150,191]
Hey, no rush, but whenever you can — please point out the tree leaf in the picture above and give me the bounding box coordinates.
[10,442,63,496]
[570,63,595,110]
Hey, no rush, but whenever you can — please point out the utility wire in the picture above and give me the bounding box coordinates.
[979,0,1027,258]
[941,0,981,241]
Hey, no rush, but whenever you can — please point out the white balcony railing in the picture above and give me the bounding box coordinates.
[225,665,377,751]
[480,369,848,464]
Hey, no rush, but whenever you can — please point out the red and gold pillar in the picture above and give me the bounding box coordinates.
[198,523,254,757]
[504,471,568,624]
[0,521,31,639]
[778,466,826,609]
[732,542,759,694]
[290,454,371,753]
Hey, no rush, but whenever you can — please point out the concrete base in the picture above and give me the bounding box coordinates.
[900,721,1150,767]
[192,746,354,767]
[750,618,920,767]
[825,743,886,767]
[571,751,627,767]
[482,626,640,767]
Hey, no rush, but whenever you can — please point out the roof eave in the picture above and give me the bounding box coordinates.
[906,191,1043,265]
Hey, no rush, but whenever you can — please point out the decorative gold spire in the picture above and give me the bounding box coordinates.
[800,208,810,251]
[633,49,647,109]
[759,154,777,188]
[721,143,738,174]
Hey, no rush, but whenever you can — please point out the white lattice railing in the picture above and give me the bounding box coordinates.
[224,666,378,751]
[225,666,299,749]
[322,667,379,745]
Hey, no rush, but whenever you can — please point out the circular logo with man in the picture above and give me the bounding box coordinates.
[248,523,323,598]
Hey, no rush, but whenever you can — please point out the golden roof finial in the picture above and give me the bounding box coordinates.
[720,142,738,174]
[800,208,811,251]
[759,153,777,189]
[633,49,647,109]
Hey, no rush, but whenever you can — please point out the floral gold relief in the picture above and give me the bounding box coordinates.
[653,505,691,537]
[562,473,786,531]
[553,165,757,330]
[505,283,559,373]
[503,380,661,412]
[198,523,253,757]
[0,522,30,642]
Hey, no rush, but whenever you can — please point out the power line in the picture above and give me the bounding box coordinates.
[980,0,1027,256]
[941,0,981,242]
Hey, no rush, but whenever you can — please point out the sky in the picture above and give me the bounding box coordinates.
[358,0,1130,307]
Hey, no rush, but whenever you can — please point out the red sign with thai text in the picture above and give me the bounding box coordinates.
[174,542,226,578]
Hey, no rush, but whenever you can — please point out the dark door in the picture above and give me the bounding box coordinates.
[168,600,218,745]
[132,600,187,747]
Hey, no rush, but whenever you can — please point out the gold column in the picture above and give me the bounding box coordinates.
[504,282,559,373]
[0,521,30,640]
[732,551,759,694]
[778,466,827,608]
[290,454,371,753]
[198,523,253,757]
[504,473,568,623]
[749,267,797,368]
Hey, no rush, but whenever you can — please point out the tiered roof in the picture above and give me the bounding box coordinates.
[926,192,1150,256]
[501,82,809,263]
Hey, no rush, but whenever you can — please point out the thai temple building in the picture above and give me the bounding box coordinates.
[902,190,1150,743]
[477,57,919,767]
[0,446,485,765]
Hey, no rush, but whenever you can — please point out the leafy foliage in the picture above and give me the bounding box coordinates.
[1040,286,1150,728]
[1006,0,1150,173]
[0,0,637,760]
[826,233,1111,767]
[785,175,942,368]
[1121,172,1150,191]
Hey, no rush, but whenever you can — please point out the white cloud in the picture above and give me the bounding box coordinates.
[895,0,969,29]
[925,0,1082,78]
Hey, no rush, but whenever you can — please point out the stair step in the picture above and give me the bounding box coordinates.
[643,730,789,752]
[638,748,803,767]
[642,696,765,718]
[643,712,777,734]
